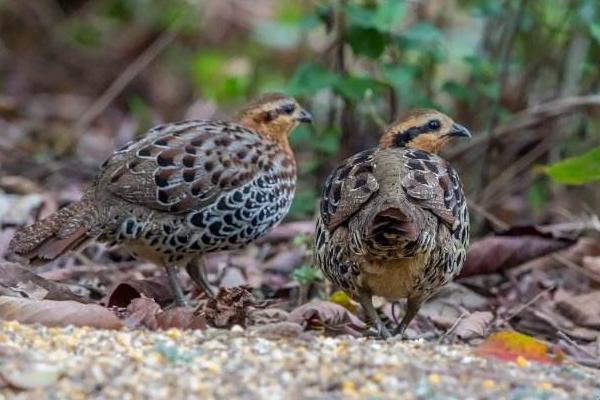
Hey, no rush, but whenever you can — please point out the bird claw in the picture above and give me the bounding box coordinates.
[364,321,392,339]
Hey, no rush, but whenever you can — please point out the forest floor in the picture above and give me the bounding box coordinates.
[1,320,599,400]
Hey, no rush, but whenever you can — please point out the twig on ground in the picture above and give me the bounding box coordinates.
[502,287,554,323]
[557,331,597,359]
[437,312,469,344]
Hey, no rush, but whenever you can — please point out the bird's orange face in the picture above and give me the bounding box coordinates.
[379,109,471,154]
[235,93,312,151]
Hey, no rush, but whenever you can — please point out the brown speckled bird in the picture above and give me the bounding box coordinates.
[10,93,312,306]
[314,109,471,338]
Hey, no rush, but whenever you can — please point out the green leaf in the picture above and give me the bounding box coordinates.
[291,265,320,286]
[344,0,405,32]
[382,64,416,89]
[442,81,474,102]
[190,53,249,102]
[313,128,340,155]
[286,62,339,96]
[544,146,600,185]
[346,27,386,58]
[371,0,405,32]
[399,22,443,46]
[334,76,384,102]
[288,189,318,217]
[589,22,600,44]
[344,3,376,29]
[253,22,300,49]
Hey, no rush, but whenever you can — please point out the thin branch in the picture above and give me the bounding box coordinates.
[72,21,182,144]
[447,94,600,159]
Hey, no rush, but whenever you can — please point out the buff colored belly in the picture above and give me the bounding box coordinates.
[361,254,426,300]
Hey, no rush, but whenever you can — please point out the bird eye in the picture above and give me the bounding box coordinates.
[427,119,441,130]
[281,104,295,115]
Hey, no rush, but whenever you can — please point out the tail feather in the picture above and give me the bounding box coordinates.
[367,207,418,244]
[9,200,95,264]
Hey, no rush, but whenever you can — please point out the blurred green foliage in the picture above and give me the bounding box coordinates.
[4,0,599,220]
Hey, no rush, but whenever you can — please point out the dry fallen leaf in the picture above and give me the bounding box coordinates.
[474,330,564,364]
[555,290,600,329]
[247,308,289,326]
[106,276,174,307]
[0,296,122,329]
[288,300,367,337]
[199,286,258,329]
[0,262,88,302]
[455,311,494,340]
[125,297,206,330]
[582,256,600,275]
[460,226,574,278]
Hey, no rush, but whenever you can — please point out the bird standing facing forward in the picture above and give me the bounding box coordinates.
[315,109,471,338]
[10,93,312,306]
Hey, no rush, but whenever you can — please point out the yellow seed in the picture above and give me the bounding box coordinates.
[428,373,441,385]
[481,379,495,389]
[537,382,553,391]
[342,380,357,395]
[4,320,20,330]
[515,356,530,367]
[166,328,180,340]
[371,373,385,383]
[205,362,221,373]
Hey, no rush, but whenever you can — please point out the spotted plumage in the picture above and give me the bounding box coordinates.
[315,109,471,338]
[10,93,312,306]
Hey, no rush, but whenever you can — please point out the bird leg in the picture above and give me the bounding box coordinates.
[166,265,188,307]
[393,296,423,337]
[358,290,391,339]
[185,256,215,298]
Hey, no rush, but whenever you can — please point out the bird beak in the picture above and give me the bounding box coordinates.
[449,123,471,138]
[295,109,313,124]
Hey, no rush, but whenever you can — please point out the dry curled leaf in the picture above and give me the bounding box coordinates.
[455,311,494,340]
[106,276,174,307]
[125,297,206,330]
[287,300,367,337]
[247,308,289,326]
[0,296,122,329]
[474,330,564,364]
[199,286,258,328]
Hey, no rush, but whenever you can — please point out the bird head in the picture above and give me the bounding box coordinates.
[379,109,471,154]
[234,92,312,150]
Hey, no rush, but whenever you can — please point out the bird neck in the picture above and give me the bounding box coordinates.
[406,134,447,154]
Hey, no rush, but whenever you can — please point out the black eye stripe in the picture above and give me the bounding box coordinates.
[279,104,295,114]
[393,118,442,147]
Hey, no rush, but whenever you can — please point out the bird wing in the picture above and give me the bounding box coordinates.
[400,149,464,231]
[97,120,273,213]
[320,148,380,231]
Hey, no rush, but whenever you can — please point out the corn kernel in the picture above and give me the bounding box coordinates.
[515,356,530,367]
[428,373,441,385]
[481,379,495,389]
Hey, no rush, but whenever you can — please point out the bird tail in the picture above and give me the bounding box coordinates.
[366,206,418,245]
[9,200,96,265]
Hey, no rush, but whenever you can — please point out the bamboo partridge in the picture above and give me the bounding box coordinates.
[10,93,312,306]
[314,109,471,337]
